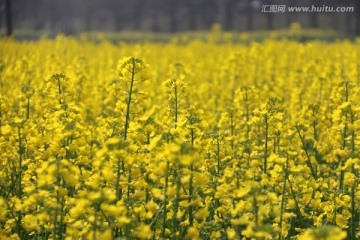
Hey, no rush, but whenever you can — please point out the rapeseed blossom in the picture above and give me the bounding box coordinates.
[0,35,359,239]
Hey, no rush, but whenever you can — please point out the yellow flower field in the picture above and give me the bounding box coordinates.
[0,35,359,239]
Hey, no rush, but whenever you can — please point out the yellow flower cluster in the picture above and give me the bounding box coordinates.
[0,35,359,239]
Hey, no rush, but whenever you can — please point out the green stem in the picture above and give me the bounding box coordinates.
[190,128,195,146]
[174,82,178,128]
[350,111,356,240]
[295,126,317,179]
[350,180,356,240]
[339,121,347,193]
[339,156,344,193]
[286,175,304,227]
[188,164,194,226]
[230,111,234,151]
[310,105,318,141]
[279,155,289,240]
[53,156,61,240]
[26,96,30,119]
[264,115,268,173]
[115,158,122,200]
[145,172,151,224]
[127,168,131,199]
[217,137,221,175]
[189,124,195,226]
[150,204,164,228]
[254,196,258,226]
[244,88,251,154]
[172,169,181,238]
[123,58,136,140]
[100,208,111,226]
[145,173,150,203]
[57,78,62,105]
[93,207,97,240]
[17,127,23,197]
[162,162,169,238]
[58,196,65,240]
[53,207,58,240]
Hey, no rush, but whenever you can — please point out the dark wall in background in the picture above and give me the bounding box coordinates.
[0,0,359,35]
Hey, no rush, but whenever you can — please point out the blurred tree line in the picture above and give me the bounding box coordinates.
[1,0,359,36]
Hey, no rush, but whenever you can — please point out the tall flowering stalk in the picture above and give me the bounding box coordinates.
[116,57,148,141]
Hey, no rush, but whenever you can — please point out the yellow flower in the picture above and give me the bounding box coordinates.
[151,188,164,200]
[186,226,199,239]
[195,207,208,220]
[335,214,348,229]
[0,198,7,221]
[116,216,131,227]
[227,227,237,239]
[298,226,347,240]
[147,134,162,151]
[234,186,251,198]
[22,214,40,231]
[101,229,113,240]
[145,200,159,214]
[69,199,89,219]
[58,147,67,157]
[133,224,152,239]
[1,125,11,135]
[166,186,176,197]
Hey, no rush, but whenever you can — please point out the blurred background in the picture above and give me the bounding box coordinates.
[0,0,359,40]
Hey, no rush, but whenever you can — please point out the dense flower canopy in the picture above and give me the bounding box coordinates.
[0,35,359,239]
